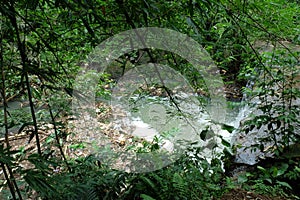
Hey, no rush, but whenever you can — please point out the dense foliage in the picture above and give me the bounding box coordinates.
[0,0,299,199]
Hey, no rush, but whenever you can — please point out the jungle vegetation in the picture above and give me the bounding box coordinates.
[0,0,299,199]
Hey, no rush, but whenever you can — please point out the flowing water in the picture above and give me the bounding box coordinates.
[1,84,293,168]
[0,93,253,161]
[109,91,249,166]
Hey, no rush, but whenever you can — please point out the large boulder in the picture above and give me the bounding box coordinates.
[232,41,300,165]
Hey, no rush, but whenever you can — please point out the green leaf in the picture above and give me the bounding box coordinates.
[276,180,292,190]
[221,139,231,147]
[277,163,289,177]
[200,129,208,140]
[295,167,300,173]
[237,174,248,183]
[257,166,267,173]
[141,194,156,200]
[140,176,156,190]
[272,167,278,177]
[265,178,272,184]
[221,124,235,133]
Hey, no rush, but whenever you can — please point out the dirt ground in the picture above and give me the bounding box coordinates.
[219,188,290,200]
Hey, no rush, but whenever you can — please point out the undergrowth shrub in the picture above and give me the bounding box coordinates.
[241,46,300,157]
[236,43,300,197]
[1,146,228,200]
